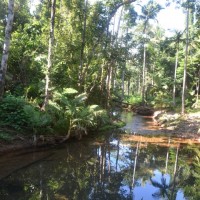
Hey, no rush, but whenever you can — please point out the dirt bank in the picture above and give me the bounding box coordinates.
[1,111,199,154]
[154,111,200,139]
[0,135,68,155]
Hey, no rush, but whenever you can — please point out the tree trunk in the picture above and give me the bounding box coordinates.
[182,6,189,114]
[132,142,139,187]
[195,70,200,106]
[121,68,125,98]
[42,0,56,109]
[127,79,130,97]
[165,138,170,173]
[106,64,113,108]
[173,44,179,107]
[0,0,15,98]
[115,140,120,171]
[142,44,146,104]
[122,28,128,99]
[79,0,88,90]
[115,6,123,41]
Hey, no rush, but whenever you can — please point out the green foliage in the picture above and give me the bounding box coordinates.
[52,88,109,138]
[0,88,109,139]
[23,105,52,134]
[151,90,173,108]
[0,95,52,134]
[0,131,13,142]
[124,95,142,105]
[184,148,200,200]
[0,95,29,130]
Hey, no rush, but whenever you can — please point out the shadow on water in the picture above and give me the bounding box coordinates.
[0,112,200,200]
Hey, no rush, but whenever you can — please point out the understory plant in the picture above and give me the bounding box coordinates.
[0,90,109,141]
[0,95,53,141]
[0,95,29,130]
[51,88,108,139]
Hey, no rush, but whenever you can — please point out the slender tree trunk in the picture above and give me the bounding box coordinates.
[138,72,141,94]
[128,79,130,97]
[100,60,105,92]
[106,64,112,108]
[170,145,179,200]
[151,64,154,86]
[0,0,14,98]
[122,28,128,99]
[116,7,123,41]
[173,44,179,107]
[108,143,111,182]
[79,0,88,90]
[173,145,179,176]
[182,6,189,114]
[165,138,170,173]
[142,44,146,104]
[115,140,120,171]
[195,70,200,106]
[42,0,56,110]
[121,69,125,98]
[132,142,139,187]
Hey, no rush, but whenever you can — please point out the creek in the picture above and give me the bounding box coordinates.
[0,112,199,200]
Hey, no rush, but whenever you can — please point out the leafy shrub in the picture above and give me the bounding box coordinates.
[23,105,52,134]
[150,91,173,109]
[0,95,52,134]
[0,90,109,139]
[124,95,142,105]
[52,88,109,138]
[0,95,29,130]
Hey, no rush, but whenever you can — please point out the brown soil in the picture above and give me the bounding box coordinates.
[154,111,200,139]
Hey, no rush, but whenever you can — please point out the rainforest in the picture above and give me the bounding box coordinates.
[0,0,200,199]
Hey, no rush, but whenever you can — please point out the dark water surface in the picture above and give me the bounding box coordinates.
[0,113,200,200]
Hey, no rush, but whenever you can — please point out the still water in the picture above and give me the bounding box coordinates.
[0,113,199,200]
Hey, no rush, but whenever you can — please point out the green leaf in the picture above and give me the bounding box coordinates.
[63,88,78,94]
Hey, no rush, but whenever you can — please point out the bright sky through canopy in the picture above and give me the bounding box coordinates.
[89,0,185,36]
[31,0,185,36]
[156,1,185,34]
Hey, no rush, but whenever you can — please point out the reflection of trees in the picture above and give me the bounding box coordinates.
[0,138,199,200]
[150,145,179,200]
[132,142,140,187]
[150,145,197,200]
[184,148,200,200]
[152,146,182,200]
[150,174,171,199]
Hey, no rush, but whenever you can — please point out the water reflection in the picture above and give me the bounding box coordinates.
[0,134,199,200]
[120,112,159,134]
[0,113,200,199]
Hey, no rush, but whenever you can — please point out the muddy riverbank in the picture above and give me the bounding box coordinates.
[0,111,200,155]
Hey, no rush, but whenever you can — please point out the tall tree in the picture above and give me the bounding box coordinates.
[79,0,88,90]
[42,0,56,109]
[139,0,162,104]
[172,31,182,107]
[182,2,189,114]
[0,0,15,97]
